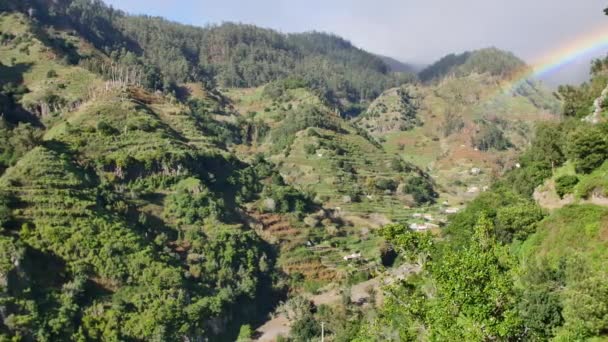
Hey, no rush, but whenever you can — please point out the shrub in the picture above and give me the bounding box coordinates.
[404,176,437,205]
[375,178,398,191]
[237,324,253,342]
[472,124,511,151]
[96,121,119,136]
[165,178,225,224]
[567,126,608,174]
[555,175,579,198]
[46,69,58,78]
[304,144,316,155]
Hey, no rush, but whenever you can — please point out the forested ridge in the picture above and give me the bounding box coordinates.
[1,0,414,109]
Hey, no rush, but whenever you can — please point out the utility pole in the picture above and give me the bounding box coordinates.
[321,321,325,342]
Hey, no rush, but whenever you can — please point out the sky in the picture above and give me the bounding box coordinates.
[103,0,608,87]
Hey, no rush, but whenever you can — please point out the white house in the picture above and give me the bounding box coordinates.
[343,252,362,261]
[445,207,460,214]
[409,223,430,231]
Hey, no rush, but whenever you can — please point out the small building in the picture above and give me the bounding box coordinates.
[467,186,480,194]
[445,207,460,214]
[343,252,362,261]
[409,223,430,231]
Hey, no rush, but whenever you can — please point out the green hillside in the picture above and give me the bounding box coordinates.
[0,8,434,341]
[357,71,559,199]
[2,0,414,110]
[3,1,605,341]
[0,11,292,341]
[419,47,527,83]
[341,50,608,342]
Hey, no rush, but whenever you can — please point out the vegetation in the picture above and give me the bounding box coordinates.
[2,2,607,341]
[351,47,608,342]
[419,47,526,83]
[555,175,579,198]
[5,0,414,106]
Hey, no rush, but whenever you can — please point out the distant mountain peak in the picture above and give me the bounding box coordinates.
[419,47,527,82]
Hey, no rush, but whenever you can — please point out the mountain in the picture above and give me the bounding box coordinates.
[378,55,418,73]
[350,47,608,342]
[0,6,434,340]
[3,1,603,341]
[356,64,559,199]
[419,47,527,82]
[2,0,413,108]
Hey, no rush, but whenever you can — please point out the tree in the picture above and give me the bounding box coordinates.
[403,176,437,204]
[428,215,523,340]
[237,324,253,342]
[566,125,608,173]
[291,314,321,342]
[380,223,433,264]
[495,202,544,243]
[555,175,579,198]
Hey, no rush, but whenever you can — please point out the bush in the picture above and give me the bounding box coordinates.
[237,324,253,342]
[567,126,608,174]
[404,176,437,205]
[375,178,398,191]
[472,124,511,151]
[291,314,320,342]
[96,121,119,136]
[271,104,340,151]
[555,175,579,198]
[304,144,317,155]
[495,202,544,243]
[165,178,225,224]
[46,69,58,78]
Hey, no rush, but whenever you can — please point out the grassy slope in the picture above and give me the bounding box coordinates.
[226,86,450,221]
[0,13,103,114]
[365,74,558,202]
[225,86,450,283]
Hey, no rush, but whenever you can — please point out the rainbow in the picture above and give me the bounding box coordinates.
[495,23,608,96]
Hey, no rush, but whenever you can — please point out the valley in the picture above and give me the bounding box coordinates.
[0,1,608,341]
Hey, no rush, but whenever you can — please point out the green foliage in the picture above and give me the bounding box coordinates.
[0,121,42,171]
[46,69,58,78]
[236,324,253,341]
[420,48,525,82]
[495,202,544,243]
[164,177,225,224]
[557,73,608,118]
[18,1,411,103]
[427,216,523,340]
[95,120,118,136]
[358,216,523,341]
[518,205,608,341]
[291,314,321,342]
[566,125,608,174]
[517,259,565,340]
[379,223,433,262]
[303,144,317,155]
[271,104,339,151]
[471,122,511,151]
[444,185,537,247]
[555,175,579,198]
[374,178,398,191]
[262,183,314,215]
[505,122,569,197]
[403,176,437,204]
